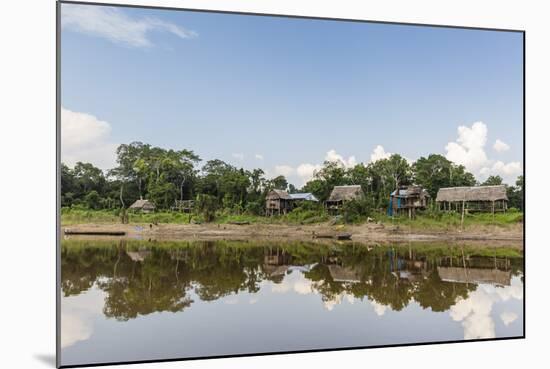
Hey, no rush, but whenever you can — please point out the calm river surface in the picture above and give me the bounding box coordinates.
[60,239,523,366]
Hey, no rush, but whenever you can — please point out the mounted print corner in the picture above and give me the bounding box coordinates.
[57,1,525,367]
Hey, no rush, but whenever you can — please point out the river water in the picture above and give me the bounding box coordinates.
[60,239,523,366]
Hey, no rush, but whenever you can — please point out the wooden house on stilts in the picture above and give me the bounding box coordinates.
[325,185,364,214]
[388,186,430,218]
[435,185,508,214]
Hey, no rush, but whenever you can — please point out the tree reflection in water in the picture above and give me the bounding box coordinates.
[61,239,523,321]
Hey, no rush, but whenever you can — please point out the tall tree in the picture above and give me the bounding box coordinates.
[482,175,503,186]
[413,154,476,198]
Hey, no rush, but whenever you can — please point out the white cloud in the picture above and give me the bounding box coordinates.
[445,121,521,183]
[296,163,322,183]
[323,293,344,311]
[273,165,294,177]
[493,139,510,152]
[450,288,495,339]
[272,149,355,187]
[325,149,357,168]
[370,145,392,163]
[500,312,518,326]
[255,154,264,160]
[481,161,522,178]
[232,153,244,161]
[61,311,93,349]
[445,121,490,173]
[370,300,388,316]
[223,297,239,305]
[270,272,316,296]
[61,107,118,170]
[448,277,523,340]
[61,4,197,48]
[61,289,104,349]
[294,279,314,295]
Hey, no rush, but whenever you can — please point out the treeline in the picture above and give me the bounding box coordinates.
[61,141,524,217]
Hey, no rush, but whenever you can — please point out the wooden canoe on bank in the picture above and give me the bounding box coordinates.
[64,229,126,236]
[312,232,352,240]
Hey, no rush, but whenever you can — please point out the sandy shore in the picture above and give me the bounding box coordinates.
[61,222,523,248]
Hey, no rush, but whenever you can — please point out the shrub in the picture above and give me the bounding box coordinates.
[245,201,264,216]
[341,198,373,223]
[195,194,218,222]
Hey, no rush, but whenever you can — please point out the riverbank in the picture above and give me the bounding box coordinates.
[61,221,523,247]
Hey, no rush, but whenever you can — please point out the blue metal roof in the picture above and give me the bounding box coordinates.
[289,193,319,201]
[390,188,429,197]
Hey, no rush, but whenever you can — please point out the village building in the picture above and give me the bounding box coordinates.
[435,185,508,214]
[265,189,294,216]
[265,190,318,216]
[129,199,156,213]
[325,185,364,214]
[328,265,361,284]
[388,185,430,218]
[289,193,319,202]
[171,199,195,213]
[437,266,511,286]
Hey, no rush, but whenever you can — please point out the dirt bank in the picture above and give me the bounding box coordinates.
[61,221,523,248]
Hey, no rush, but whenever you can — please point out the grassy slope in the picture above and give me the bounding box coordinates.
[61,207,523,232]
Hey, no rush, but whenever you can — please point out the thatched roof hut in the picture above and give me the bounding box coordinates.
[129,199,156,212]
[327,185,364,202]
[391,186,430,200]
[436,185,508,213]
[328,265,361,283]
[325,185,364,214]
[265,190,319,215]
[266,189,292,200]
[265,189,293,216]
[436,185,508,202]
[437,267,511,286]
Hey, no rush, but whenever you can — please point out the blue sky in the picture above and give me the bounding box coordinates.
[60,3,523,185]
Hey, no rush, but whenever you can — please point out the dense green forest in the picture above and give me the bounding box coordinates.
[61,141,524,222]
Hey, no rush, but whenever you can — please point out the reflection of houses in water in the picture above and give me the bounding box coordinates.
[437,267,511,286]
[126,250,151,262]
[393,260,429,282]
[328,265,361,283]
[387,248,429,282]
[263,249,292,279]
[263,265,290,278]
[263,248,292,266]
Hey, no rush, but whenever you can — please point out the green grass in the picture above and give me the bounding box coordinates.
[61,208,198,225]
[384,211,523,231]
[61,206,522,230]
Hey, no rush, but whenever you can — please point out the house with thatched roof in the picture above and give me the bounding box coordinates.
[388,186,430,218]
[437,266,511,286]
[265,189,293,216]
[328,265,361,283]
[325,185,364,214]
[265,190,318,216]
[436,185,508,213]
[129,198,156,213]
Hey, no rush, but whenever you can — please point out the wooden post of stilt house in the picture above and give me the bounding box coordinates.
[461,199,465,229]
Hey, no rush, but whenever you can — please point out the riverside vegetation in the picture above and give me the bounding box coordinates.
[61,142,524,229]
